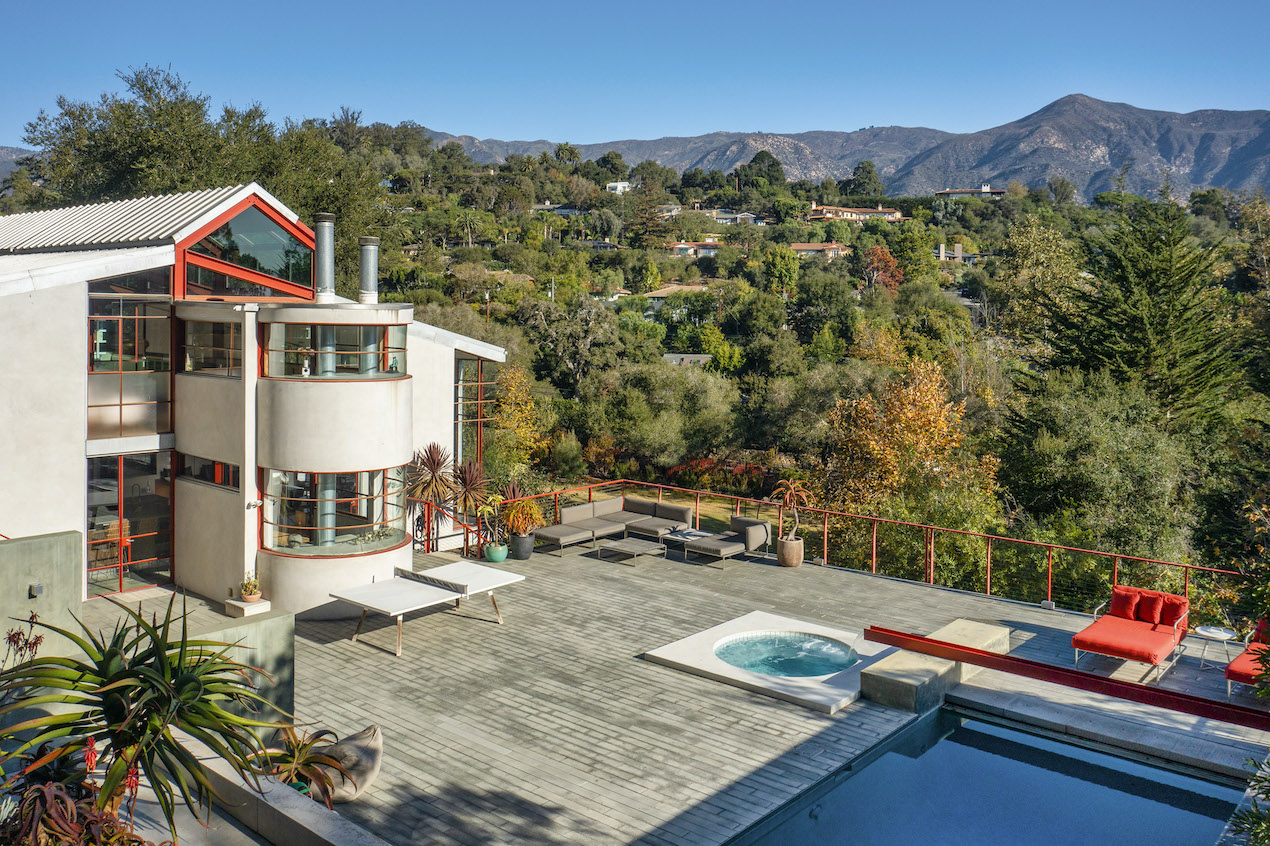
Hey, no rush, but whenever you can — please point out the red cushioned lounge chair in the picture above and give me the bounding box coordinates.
[1072,585,1189,684]
[1225,619,1270,701]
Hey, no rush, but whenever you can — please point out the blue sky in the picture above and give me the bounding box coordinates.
[3,0,1267,149]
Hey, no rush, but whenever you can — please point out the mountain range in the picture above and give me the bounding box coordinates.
[426,95,1270,200]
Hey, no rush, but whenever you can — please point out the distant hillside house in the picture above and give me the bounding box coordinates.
[643,284,709,310]
[532,203,586,217]
[669,241,722,258]
[709,210,767,226]
[790,242,850,260]
[935,182,1006,199]
[807,203,903,224]
[655,204,683,218]
[606,181,632,195]
[662,353,713,367]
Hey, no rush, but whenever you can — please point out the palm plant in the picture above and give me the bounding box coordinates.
[404,443,455,546]
[450,458,490,522]
[0,596,281,841]
[252,724,353,810]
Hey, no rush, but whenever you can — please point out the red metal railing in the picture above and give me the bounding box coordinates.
[417,501,491,557]
[414,478,1245,617]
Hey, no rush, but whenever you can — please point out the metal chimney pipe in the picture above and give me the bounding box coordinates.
[314,213,336,304]
[358,236,380,304]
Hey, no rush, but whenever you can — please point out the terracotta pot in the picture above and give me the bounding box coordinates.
[776,537,804,567]
[242,592,262,603]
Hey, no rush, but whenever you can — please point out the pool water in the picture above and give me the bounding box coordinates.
[713,631,859,677]
[737,713,1242,846]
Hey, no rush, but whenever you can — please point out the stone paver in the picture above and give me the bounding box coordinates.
[276,549,1269,845]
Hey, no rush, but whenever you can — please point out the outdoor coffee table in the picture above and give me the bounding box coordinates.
[598,536,667,565]
[1193,625,1239,670]
[330,562,524,656]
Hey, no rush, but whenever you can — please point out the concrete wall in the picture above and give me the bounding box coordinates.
[0,532,83,654]
[175,373,246,463]
[0,285,88,556]
[409,334,457,457]
[257,377,413,473]
[194,610,295,721]
[256,544,411,618]
[174,478,247,603]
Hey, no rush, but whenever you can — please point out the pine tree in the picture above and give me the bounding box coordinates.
[1042,197,1236,427]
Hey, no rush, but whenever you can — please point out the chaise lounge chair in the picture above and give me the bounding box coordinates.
[1225,619,1269,701]
[683,515,771,567]
[1071,585,1188,684]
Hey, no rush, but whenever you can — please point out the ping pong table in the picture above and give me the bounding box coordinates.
[330,561,525,656]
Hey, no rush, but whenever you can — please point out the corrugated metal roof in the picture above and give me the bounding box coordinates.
[0,185,257,254]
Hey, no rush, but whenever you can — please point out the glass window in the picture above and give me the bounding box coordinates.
[455,358,494,464]
[261,466,407,556]
[87,294,171,439]
[87,268,171,296]
[87,452,173,596]
[180,455,240,490]
[262,323,406,379]
[184,321,242,376]
[189,206,313,288]
[185,264,287,299]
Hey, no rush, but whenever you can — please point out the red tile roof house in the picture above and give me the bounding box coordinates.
[790,242,850,259]
[808,203,903,223]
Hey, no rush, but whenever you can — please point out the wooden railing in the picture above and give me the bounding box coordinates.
[413,478,1245,619]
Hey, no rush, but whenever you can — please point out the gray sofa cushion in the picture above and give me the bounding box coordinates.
[592,497,623,517]
[623,497,659,516]
[559,503,594,524]
[572,517,625,537]
[730,516,771,551]
[534,524,593,546]
[656,502,694,524]
[625,518,681,539]
[685,533,745,559]
[606,510,657,526]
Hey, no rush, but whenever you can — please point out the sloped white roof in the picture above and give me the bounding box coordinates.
[0,246,174,298]
[0,183,301,254]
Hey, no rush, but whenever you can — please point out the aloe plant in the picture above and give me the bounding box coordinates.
[0,596,282,840]
[252,724,354,810]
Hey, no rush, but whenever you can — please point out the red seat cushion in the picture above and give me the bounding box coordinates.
[1108,586,1139,619]
[1136,592,1164,624]
[1253,619,1270,645]
[1226,644,1269,685]
[1159,595,1188,627]
[1072,615,1181,665]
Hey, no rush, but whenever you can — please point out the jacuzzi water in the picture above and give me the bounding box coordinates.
[713,631,859,677]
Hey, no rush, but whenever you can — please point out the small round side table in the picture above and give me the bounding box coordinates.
[1194,625,1238,670]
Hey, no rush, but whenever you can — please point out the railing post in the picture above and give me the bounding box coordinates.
[1047,546,1054,605]
[1112,556,1118,587]
[734,497,740,516]
[657,486,663,503]
[777,506,784,540]
[925,528,935,584]
[554,492,560,524]
[822,511,829,565]
[871,520,878,573]
[985,537,992,596]
[1185,567,1190,601]
[694,492,700,530]
[589,487,593,503]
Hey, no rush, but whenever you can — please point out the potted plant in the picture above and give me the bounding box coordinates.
[501,482,544,560]
[477,495,508,562]
[404,443,454,549]
[771,478,813,567]
[255,724,355,809]
[240,572,262,602]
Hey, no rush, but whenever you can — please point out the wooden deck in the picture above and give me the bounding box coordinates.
[289,547,1270,845]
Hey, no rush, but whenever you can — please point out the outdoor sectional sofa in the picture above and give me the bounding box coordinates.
[534,496,694,554]
[1071,585,1189,683]
[1225,619,1269,700]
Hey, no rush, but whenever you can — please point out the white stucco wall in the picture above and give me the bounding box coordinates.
[174,374,246,463]
[0,284,88,551]
[256,377,413,472]
[256,543,411,618]
[408,334,458,456]
[173,477,246,602]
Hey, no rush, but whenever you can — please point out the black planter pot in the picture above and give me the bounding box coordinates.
[509,533,535,559]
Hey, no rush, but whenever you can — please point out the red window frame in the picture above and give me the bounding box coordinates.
[175,196,316,301]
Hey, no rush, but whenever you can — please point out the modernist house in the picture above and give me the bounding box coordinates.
[790,241,850,260]
[0,184,502,616]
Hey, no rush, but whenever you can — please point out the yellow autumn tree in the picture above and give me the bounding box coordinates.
[491,365,545,470]
[821,358,999,518]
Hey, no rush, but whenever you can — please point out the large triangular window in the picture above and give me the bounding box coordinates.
[189,206,313,288]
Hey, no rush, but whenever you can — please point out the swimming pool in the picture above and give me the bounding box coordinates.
[732,711,1242,846]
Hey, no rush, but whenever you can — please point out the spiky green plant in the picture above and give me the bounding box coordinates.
[0,596,282,840]
[252,724,354,810]
[450,458,491,520]
[404,443,454,523]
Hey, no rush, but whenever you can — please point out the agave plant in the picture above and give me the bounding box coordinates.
[0,596,282,841]
[404,444,455,547]
[450,458,490,521]
[0,781,172,846]
[252,724,354,810]
[771,478,814,541]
